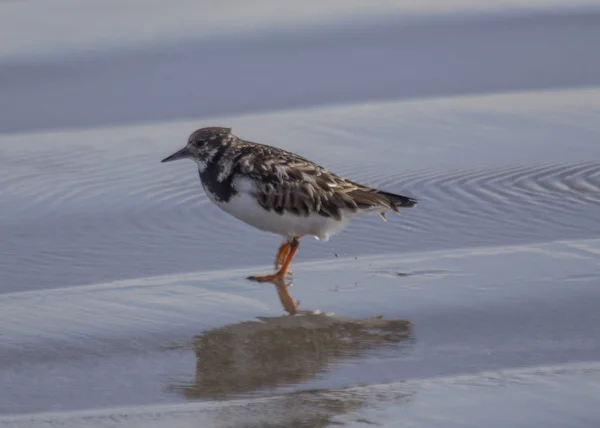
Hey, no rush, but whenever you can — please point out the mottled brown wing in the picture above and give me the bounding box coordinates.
[243,148,416,220]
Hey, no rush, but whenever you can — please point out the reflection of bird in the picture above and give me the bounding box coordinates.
[171,281,413,400]
[272,278,300,315]
[162,127,417,281]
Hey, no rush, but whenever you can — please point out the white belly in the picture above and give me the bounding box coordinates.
[203,178,351,241]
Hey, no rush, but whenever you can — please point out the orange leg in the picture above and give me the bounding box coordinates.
[248,237,301,282]
[275,242,291,269]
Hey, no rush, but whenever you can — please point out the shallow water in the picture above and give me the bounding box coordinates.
[2,2,600,427]
[5,362,599,427]
[2,238,600,422]
[2,88,600,293]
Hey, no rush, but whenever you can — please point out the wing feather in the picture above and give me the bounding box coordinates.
[234,139,416,219]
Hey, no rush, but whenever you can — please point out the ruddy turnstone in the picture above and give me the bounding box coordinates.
[162,127,417,282]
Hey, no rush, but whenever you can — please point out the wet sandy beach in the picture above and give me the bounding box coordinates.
[2,237,600,426]
[2,1,600,427]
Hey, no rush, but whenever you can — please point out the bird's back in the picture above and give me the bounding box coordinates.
[216,138,416,221]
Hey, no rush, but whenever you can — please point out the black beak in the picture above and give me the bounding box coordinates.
[161,147,191,163]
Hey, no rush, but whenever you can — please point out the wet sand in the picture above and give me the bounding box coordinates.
[2,1,600,427]
[2,239,600,425]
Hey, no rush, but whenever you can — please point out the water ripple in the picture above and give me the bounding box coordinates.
[2,156,600,291]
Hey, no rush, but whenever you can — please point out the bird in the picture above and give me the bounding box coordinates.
[161,127,417,282]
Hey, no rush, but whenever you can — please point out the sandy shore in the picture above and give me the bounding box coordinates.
[2,238,600,425]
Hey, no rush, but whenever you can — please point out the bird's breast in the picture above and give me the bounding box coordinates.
[198,166,237,203]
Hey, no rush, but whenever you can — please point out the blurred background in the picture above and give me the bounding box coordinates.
[2,0,599,133]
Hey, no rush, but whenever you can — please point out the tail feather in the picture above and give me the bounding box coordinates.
[348,186,417,213]
[377,190,417,210]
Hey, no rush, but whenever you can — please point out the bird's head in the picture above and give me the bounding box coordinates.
[161,127,233,164]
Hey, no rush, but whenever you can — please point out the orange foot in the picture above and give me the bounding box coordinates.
[248,272,287,282]
[248,236,301,282]
[275,242,291,269]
